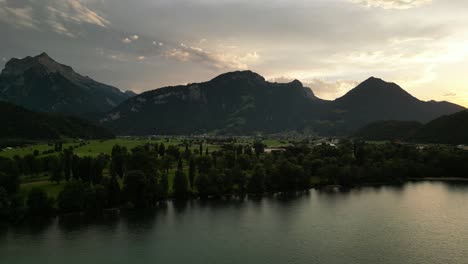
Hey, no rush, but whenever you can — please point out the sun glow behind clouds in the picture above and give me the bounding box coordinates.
[350,0,432,9]
[1,0,468,107]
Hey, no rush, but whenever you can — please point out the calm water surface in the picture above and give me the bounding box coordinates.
[1,181,468,264]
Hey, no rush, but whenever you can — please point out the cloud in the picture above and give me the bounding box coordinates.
[138,56,146,60]
[444,92,456,97]
[122,34,140,44]
[0,0,109,37]
[350,0,431,9]
[0,2,39,29]
[164,43,259,70]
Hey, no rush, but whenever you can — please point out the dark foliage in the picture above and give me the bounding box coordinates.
[355,120,423,141]
[0,101,115,140]
[413,110,468,144]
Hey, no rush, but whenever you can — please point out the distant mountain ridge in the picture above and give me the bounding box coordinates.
[0,53,135,116]
[354,120,423,141]
[100,72,464,135]
[0,101,114,140]
[355,110,468,144]
[413,110,468,144]
[329,77,464,130]
[0,53,463,136]
[101,70,325,135]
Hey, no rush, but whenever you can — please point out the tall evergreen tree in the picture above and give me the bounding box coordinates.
[173,159,188,199]
[188,158,196,189]
[107,175,121,208]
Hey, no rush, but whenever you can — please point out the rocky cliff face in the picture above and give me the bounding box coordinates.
[0,53,135,116]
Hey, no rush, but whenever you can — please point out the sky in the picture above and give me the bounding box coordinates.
[1,0,468,107]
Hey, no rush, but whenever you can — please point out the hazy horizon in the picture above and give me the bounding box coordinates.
[1,0,468,107]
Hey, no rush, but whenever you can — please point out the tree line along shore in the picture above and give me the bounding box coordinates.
[1,138,467,222]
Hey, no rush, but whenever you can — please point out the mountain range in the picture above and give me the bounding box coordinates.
[355,110,468,145]
[413,110,468,144]
[0,53,465,136]
[100,72,464,135]
[354,121,423,141]
[0,53,134,117]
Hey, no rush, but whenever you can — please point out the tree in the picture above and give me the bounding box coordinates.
[0,187,9,219]
[188,158,196,189]
[353,140,366,165]
[144,174,158,207]
[253,141,265,157]
[236,145,243,156]
[195,173,210,199]
[85,185,108,213]
[248,165,265,194]
[173,160,188,199]
[123,170,148,208]
[90,155,107,185]
[63,147,73,181]
[183,144,192,161]
[244,145,253,156]
[0,170,20,194]
[71,154,81,180]
[49,156,63,184]
[106,175,121,208]
[197,155,212,174]
[111,145,127,178]
[232,165,246,194]
[158,143,166,157]
[26,188,53,216]
[57,181,89,213]
[159,172,169,200]
[161,155,174,174]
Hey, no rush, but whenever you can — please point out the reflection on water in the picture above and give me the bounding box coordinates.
[1,181,468,264]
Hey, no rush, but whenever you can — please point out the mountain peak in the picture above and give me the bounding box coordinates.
[35,52,52,59]
[2,52,70,77]
[335,76,418,105]
[0,53,131,115]
[361,76,388,85]
[211,70,266,83]
[290,79,303,87]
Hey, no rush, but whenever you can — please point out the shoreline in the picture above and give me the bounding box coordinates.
[5,178,468,225]
[408,177,468,182]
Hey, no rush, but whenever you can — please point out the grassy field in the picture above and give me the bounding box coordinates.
[0,137,294,159]
[0,138,186,158]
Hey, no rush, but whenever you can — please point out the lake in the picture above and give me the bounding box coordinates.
[1,181,468,264]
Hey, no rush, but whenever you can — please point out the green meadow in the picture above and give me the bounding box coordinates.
[0,137,294,159]
[0,138,183,158]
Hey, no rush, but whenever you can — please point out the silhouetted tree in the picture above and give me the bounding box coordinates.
[27,188,53,216]
[253,141,265,157]
[188,158,196,189]
[173,159,188,199]
[158,143,166,157]
[106,175,121,208]
[57,181,89,213]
